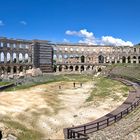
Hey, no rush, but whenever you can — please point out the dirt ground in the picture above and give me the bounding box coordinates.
[0,80,128,139]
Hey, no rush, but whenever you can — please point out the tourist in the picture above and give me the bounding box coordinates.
[73,82,75,88]
[80,83,82,87]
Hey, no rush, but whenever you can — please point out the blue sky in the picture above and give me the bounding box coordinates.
[0,0,139,45]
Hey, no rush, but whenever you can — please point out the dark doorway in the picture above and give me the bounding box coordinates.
[81,65,84,71]
[81,56,85,63]
[75,65,79,71]
[98,55,104,63]
[122,56,126,63]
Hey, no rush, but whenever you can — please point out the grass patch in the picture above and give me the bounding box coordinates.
[106,64,140,82]
[86,77,130,102]
[0,81,11,86]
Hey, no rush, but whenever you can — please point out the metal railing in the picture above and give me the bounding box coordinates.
[64,79,140,139]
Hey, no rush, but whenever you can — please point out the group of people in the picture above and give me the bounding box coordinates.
[59,82,82,89]
[73,82,82,88]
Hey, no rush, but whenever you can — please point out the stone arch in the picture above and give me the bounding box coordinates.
[133,56,136,63]
[81,55,85,63]
[69,66,73,71]
[7,52,11,63]
[65,65,68,69]
[25,53,29,63]
[7,66,11,73]
[19,66,23,72]
[53,54,57,60]
[86,65,90,70]
[122,56,126,63]
[0,52,4,63]
[58,54,62,62]
[81,65,84,72]
[19,53,23,63]
[13,53,17,63]
[98,55,104,63]
[13,66,17,73]
[127,56,131,63]
[59,65,62,71]
[75,65,79,71]
[25,66,29,71]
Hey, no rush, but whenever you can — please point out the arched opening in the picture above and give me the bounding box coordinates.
[53,65,57,72]
[53,54,57,59]
[81,65,84,72]
[7,67,11,74]
[7,53,11,63]
[19,53,23,63]
[59,65,62,72]
[19,66,23,72]
[98,55,104,63]
[127,56,131,63]
[26,66,29,71]
[25,53,29,63]
[13,53,16,63]
[13,66,17,73]
[81,56,85,63]
[133,56,136,63]
[64,65,68,71]
[117,60,120,63]
[0,52,4,63]
[69,66,73,71]
[64,55,68,63]
[75,65,79,71]
[59,55,62,62]
[86,65,90,70]
[122,56,126,63]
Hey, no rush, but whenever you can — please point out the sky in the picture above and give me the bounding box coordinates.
[0,0,140,46]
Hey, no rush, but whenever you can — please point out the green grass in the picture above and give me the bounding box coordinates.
[0,81,11,86]
[106,64,140,82]
[86,77,130,102]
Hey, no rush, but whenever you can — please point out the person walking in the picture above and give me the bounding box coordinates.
[73,82,75,88]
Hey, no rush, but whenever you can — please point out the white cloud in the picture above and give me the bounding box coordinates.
[0,20,4,26]
[20,21,27,25]
[65,29,133,46]
[101,36,133,46]
[66,29,96,45]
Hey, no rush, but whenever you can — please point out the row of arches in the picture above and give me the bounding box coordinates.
[54,54,140,64]
[0,52,31,63]
[121,56,140,63]
[0,65,32,75]
[53,46,140,54]
[55,65,103,73]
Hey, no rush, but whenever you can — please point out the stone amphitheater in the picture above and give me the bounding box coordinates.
[0,37,140,140]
